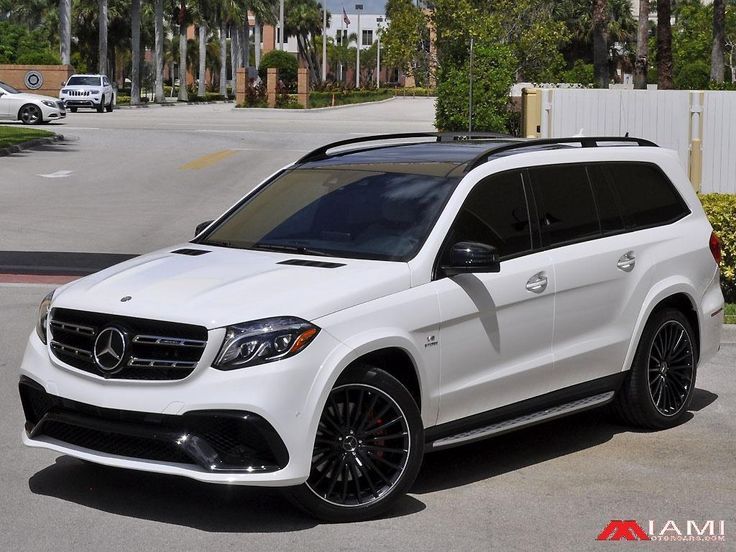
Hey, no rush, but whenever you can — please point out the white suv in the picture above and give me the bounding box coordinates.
[59,74,115,113]
[19,135,725,522]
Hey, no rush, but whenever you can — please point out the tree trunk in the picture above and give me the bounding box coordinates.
[98,0,108,74]
[634,0,649,89]
[59,0,71,64]
[657,0,674,89]
[711,0,726,83]
[255,20,262,70]
[178,25,188,101]
[231,23,241,75]
[154,0,165,102]
[198,24,207,96]
[131,0,141,105]
[219,23,228,97]
[592,0,609,89]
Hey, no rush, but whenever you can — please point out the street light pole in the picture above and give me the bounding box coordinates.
[322,4,327,82]
[376,16,383,89]
[355,4,363,88]
[279,0,285,51]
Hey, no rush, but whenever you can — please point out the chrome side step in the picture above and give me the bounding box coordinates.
[430,391,615,450]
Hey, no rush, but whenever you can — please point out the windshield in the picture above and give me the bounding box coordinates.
[67,76,101,86]
[0,81,20,94]
[197,168,460,261]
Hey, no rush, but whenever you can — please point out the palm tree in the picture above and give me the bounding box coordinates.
[198,23,208,96]
[657,0,674,89]
[711,0,726,83]
[154,0,165,102]
[98,0,108,74]
[251,0,278,69]
[634,0,648,89]
[176,0,191,101]
[60,0,71,64]
[131,0,141,104]
[285,0,328,85]
[592,0,609,88]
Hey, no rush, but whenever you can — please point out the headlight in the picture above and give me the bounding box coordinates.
[60,89,69,94]
[35,290,54,344]
[90,89,100,94]
[214,317,319,370]
[41,100,57,108]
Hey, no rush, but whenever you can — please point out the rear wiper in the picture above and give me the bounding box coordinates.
[252,243,337,257]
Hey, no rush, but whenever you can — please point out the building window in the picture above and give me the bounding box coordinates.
[362,29,373,45]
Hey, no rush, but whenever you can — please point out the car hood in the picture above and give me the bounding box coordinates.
[10,92,61,104]
[52,245,412,329]
[62,85,100,90]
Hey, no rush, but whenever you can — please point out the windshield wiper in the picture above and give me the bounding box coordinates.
[252,243,337,257]
[202,239,235,248]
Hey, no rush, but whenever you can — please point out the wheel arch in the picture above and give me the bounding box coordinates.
[623,280,702,372]
[17,102,42,122]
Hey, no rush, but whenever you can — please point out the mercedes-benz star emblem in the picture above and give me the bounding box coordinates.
[93,327,127,372]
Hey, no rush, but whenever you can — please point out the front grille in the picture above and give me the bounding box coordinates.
[49,308,208,380]
[67,90,90,96]
[20,377,288,472]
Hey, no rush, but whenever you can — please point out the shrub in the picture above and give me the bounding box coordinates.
[674,61,710,90]
[436,41,516,132]
[258,50,298,88]
[560,61,594,86]
[700,193,736,303]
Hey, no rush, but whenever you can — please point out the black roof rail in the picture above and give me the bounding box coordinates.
[464,136,659,172]
[295,132,514,165]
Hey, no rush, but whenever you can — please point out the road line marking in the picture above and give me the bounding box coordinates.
[37,170,73,178]
[180,149,237,170]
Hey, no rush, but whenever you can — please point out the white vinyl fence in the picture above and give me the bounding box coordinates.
[524,88,736,194]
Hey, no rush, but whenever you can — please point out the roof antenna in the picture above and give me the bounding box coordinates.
[624,131,629,137]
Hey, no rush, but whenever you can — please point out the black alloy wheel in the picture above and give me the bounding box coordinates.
[613,308,698,429]
[647,320,695,416]
[288,367,423,522]
[97,96,105,113]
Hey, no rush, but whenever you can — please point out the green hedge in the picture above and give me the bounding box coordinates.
[310,89,394,108]
[700,193,736,304]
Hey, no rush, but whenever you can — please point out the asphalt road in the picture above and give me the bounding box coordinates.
[0,101,734,551]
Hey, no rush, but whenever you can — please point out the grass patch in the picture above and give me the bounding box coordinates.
[726,303,736,324]
[0,126,54,148]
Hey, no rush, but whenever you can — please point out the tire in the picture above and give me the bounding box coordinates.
[106,95,114,112]
[613,308,698,429]
[287,366,424,522]
[97,96,105,113]
[69,107,77,113]
[18,104,43,125]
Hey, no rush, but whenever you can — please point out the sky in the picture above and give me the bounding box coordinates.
[325,0,387,15]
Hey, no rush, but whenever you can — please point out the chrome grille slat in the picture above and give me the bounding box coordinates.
[127,357,198,369]
[132,335,207,348]
[50,341,93,360]
[50,320,95,336]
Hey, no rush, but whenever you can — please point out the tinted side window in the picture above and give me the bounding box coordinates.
[588,165,625,234]
[604,163,689,229]
[529,164,600,246]
[446,171,532,259]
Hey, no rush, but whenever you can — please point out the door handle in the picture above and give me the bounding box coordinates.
[526,272,548,293]
[617,251,636,272]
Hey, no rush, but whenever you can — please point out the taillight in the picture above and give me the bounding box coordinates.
[709,232,722,265]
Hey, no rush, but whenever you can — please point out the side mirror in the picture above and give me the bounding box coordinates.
[195,220,214,237]
[441,242,500,276]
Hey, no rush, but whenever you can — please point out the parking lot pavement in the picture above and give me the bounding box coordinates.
[1,285,733,551]
[0,99,435,253]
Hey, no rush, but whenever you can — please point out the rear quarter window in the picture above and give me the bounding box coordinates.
[603,163,690,229]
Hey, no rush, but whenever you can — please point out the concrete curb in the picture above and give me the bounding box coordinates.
[0,133,64,157]
[115,100,234,109]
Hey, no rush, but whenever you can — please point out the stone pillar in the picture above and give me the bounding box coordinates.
[235,67,247,105]
[267,67,278,108]
[297,67,309,108]
[262,25,276,55]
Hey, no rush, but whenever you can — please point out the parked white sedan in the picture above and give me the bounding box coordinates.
[0,81,66,124]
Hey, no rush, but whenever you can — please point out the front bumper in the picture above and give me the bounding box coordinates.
[61,98,102,108]
[20,328,348,486]
[40,103,66,121]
